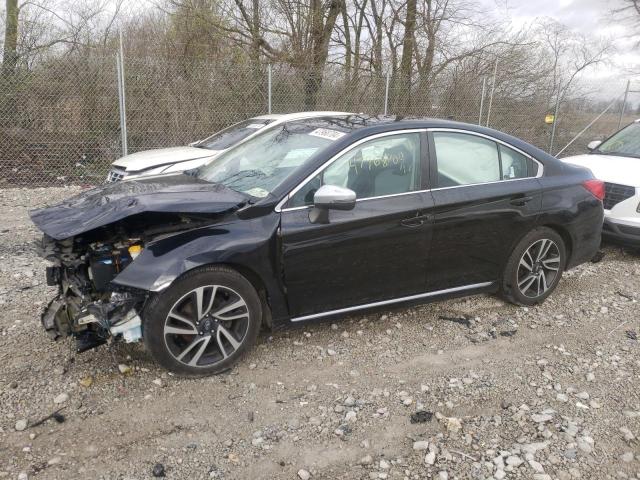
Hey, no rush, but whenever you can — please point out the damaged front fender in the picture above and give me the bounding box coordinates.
[111,213,289,320]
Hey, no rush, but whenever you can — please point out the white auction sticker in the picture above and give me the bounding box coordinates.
[245,123,266,129]
[308,128,345,141]
[245,187,270,198]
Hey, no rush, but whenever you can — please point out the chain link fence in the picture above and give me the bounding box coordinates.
[0,56,120,186]
[0,52,637,187]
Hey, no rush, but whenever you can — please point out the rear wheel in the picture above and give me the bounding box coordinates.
[501,227,566,306]
[143,266,262,376]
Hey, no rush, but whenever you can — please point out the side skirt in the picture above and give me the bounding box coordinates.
[290,281,496,323]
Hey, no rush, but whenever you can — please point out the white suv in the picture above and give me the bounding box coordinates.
[561,119,640,246]
[106,111,351,182]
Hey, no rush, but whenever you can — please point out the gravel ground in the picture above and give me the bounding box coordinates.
[1,187,640,480]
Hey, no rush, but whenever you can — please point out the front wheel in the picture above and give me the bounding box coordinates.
[501,227,566,306]
[142,266,262,376]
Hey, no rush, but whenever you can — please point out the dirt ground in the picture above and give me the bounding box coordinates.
[1,186,640,480]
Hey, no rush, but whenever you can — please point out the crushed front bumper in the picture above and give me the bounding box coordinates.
[41,297,67,339]
[41,288,147,352]
[601,186,640,247]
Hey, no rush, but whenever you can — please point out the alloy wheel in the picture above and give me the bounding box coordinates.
[163,285,250,368]
[517,238,561,299]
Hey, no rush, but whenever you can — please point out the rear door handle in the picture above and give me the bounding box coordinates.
[510,196,533,206]
[401,214,432,228]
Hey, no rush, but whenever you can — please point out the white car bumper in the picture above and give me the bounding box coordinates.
[602,183,640,245]
[106,157,213,183]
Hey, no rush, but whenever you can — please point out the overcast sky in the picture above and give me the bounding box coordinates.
[496,0,640,88]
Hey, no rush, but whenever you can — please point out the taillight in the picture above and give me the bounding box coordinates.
[583,179,605,201]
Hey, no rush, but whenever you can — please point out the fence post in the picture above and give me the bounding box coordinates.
[384,71,390,116]
[549,91,561,154]
[478,77,486,125]
[268,64,272,114]
[485,59,498,127]
[555,96,622,157]
[618,79,630,129]
[116,30,128,156]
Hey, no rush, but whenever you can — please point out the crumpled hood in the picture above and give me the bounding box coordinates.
[30,174,248,240]
[111,146,220,172]
[561,153,640,187]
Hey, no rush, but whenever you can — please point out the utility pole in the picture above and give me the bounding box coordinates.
[618,80,630,129]
[116,30,128,156]
[478,77,487,125]
[485,59,498,128]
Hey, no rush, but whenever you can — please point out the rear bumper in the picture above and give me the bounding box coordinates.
[602,218,640,246]
[563,199,603,269]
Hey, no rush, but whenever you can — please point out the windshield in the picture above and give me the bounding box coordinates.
[197,123,344,198]
[595,122,640,158]
[196,118,274,150]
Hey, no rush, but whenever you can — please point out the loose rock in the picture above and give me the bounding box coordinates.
[152,463,166,477]
[53,392,69,404]
[297,469,311,480]
[15,419,27,431]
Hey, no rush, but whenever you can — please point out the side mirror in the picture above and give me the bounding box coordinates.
[587,140,602,151]
[309,185,356,224]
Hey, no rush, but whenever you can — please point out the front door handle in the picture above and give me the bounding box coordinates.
[400,214,432,228]
[510,196,533,206]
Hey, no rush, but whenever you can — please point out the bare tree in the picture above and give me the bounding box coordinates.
[613,0,640,40]
[362,0,388,76]
[2,0,126,76]
[334,0,368,85]
[219,0,345,108]
[396,0,416,110]
[2,0,19,77]
[538,19,611,105]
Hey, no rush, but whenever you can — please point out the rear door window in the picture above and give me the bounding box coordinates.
[433,132,537,187]
[499,145,530,180]
[433,132,500,187]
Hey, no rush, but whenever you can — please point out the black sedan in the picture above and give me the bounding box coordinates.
[31,115,604,375]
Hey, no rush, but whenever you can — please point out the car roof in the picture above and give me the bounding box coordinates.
[289,114,537,139]
[277,114,505,137]
[277,114,559,168]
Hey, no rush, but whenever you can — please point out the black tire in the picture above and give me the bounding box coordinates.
[142,265,262,376]
[501,227,567,306]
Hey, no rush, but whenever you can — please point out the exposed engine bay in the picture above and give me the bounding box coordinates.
[39,211,224,353]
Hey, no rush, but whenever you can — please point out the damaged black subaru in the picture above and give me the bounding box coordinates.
[31,115,604,375]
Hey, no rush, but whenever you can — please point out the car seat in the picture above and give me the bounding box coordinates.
[372,144,415,196]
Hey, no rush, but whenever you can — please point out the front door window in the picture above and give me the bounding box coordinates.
[288,133,421,207]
